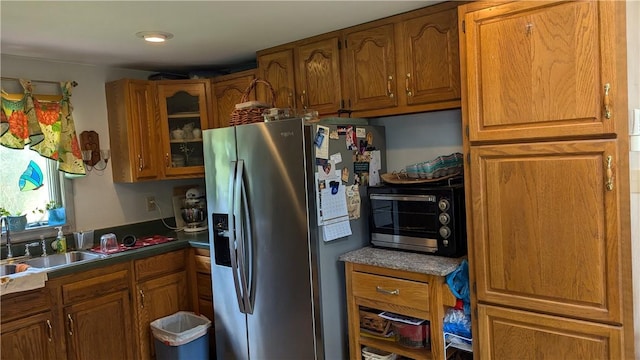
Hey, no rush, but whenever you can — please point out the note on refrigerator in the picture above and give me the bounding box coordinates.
[369,150,381,186]
[322,219,352,242]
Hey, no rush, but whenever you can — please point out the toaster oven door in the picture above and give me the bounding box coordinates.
[369,193,440,252]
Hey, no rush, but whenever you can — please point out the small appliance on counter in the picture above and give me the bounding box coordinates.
[181,187,208,233]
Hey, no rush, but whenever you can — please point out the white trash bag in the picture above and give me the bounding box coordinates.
[150,311,211,346]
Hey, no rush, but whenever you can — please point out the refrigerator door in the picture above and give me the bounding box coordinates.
[203,127,250,360]
[235,119,318,359]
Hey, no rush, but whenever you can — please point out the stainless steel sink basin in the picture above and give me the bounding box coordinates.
[24,251,104,269]
[0,264,18,276]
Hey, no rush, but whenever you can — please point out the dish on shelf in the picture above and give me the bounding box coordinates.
[381,171,461,185]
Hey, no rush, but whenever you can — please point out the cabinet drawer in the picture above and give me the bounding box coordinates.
[195,254,211,274]
[1,286,51,322]
[62,270,129,304]
[135,250,186,281]
[351,272,429,311]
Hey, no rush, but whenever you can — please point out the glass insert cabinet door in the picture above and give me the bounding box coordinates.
[156,81,211,177]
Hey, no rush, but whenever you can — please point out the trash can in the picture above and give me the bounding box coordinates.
[150,311,212,360]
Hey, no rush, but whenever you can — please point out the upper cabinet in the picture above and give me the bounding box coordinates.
[342,23,398,112]
[463,1,622,143]
[256,49,296,109]
[106,79,160,182]
[255,2,461,118]
[295,34,343,115]
[212,70,256,129]
[106,79,212,182]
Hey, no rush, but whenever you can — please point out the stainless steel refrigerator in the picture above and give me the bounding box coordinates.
[203,118,385,360]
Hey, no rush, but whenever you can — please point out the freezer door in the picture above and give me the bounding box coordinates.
[203,127,250,360]
[235,119,318,359]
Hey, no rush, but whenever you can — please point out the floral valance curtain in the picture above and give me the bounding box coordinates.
[0,79,85,175]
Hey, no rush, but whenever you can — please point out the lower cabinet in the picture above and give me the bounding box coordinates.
[64,290,134,360]
[1,310,58,359]
[344,262,457,360]
[134,249,189,360]
[478,304,624,359]
[189,248,215,356]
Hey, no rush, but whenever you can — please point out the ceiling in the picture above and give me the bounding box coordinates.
[1,1,439,75]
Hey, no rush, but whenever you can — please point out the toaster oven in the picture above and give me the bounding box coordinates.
[367,183,466,257]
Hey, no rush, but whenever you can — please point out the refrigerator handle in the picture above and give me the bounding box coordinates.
[239,165,255,314]
[228,160,246,313]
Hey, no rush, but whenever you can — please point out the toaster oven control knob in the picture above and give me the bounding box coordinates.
[438,213,450,225]
[438,199,450,211]
[439,226,451,239]
[443,239,449,247]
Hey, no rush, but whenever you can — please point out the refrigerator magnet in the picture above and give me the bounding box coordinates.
[356,127,366,138]
[341,167,349,183]
[329,130,339,139]
[345,126,357,150]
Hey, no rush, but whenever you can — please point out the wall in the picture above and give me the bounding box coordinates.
[1,55,204,232]
[370,109,463,171]
[627,0,640,355]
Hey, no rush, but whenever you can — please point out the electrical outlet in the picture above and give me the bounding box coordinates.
[146,196,156,212]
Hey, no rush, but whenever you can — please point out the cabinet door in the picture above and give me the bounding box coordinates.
[257,49,296,109]
[402,6,460,107]
[295,35,342,115]
[464,1,621,142]
[106,79,160,182]
[157,81,210,178]
[1,311,57,360]
[343,23,397,112]
[213,72,255,128]
[478,304,623,359]
[136,271,189,360]
[471,140,623,323]
[64,290,134,360]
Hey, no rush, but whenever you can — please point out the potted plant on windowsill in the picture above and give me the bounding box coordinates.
[1,207,28,232]
[33,201,66,226]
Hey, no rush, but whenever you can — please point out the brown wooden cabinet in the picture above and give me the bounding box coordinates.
[256,49,296,109]
[463,1,622,143]
[212,70,256,128]
[344,262,457,360]
[188,248,215,356]
[156,80,211,178]
[459,1,634,358]
[106,79,212,182]
[342,22,397,112]
[295,34,343,115]
[106,79,160,182]
[56,262,135,360]
[134,250,189,360]
[0,287,59,360]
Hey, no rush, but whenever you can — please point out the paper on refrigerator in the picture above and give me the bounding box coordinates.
[315,172,351,241]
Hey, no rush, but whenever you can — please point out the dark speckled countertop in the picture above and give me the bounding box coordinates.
[339,247,463,277]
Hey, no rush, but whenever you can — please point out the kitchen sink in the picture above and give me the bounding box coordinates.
[0,264,18,276]
[24,251,104,269]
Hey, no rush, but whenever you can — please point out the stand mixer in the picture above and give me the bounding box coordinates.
[180,187,208,233]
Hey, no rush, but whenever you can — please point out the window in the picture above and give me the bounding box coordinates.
[0,145,74,243]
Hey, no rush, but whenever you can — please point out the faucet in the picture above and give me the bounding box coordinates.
[1,216,12,259]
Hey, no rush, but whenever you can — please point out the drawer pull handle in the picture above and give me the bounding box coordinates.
[603,83,611,119]
[46,319,53,342]
[376,286,399,295]
[67,314,74,336]
[605,155,614,191]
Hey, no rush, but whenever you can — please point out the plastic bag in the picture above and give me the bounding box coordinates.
[446,259,470,316]
[443,307,472,340]
[150,311,211,346]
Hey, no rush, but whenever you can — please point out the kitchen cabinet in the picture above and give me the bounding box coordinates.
[463,0,622,143]
[156,80,211,178]
[256,49,296,109]
[342,22,397,112]
[56,262,135,360]
[459,1,634,358]
[0,287,59,360]
[344,262,457,360]
[212,70,256,128]
[134,250,189,360]
[295,34,343,115]
[106,79,212,182]
[106,79,160,182]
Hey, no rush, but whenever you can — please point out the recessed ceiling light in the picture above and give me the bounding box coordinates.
[136,31,174,43]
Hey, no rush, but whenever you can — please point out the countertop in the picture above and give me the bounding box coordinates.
[339,246,463,277]
[38,230,209,279]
